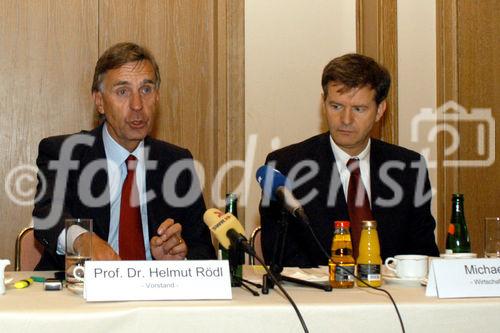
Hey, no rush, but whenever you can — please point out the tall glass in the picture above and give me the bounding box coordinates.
[65,218,92,288]
[484,217,500,258]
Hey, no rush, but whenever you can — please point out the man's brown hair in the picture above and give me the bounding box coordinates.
[91,42,161,92]
[321,53,390,104]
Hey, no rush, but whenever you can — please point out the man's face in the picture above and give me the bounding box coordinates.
[93,60,159,152]
[324,82,386,156]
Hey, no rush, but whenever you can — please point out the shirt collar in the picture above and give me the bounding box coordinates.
[329,135,371,169]
[102,122,144,166]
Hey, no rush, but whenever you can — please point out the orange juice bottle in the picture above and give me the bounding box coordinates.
[329,221,355,288]
[356,220,382,287]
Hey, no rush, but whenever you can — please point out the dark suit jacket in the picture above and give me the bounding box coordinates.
[259,132,439,267]
[33,124,215,270]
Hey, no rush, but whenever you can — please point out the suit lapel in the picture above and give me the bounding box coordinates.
[369,139,387,217]
[314,133,348,217]
[144,136,160,238]
[80,124,111,238]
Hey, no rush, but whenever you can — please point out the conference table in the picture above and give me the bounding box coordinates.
[1,267,500,333]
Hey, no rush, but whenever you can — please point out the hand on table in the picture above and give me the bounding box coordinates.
[150,218,187,260]
[73,232,121,260]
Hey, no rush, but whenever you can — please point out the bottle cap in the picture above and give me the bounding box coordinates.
[452,193,464,199]
[361,220,377,228]
[225,193,238,203]
[334,220,350,228]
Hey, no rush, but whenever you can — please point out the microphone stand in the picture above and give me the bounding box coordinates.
[262,209,332,294]
[228,243,260,296]
[227,243,243,287]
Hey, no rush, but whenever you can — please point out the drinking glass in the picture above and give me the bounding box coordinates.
[65,218,93,289]
[484,217,500,258]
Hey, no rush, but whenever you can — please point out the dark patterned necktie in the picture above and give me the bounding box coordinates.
[119,155,145,260]
[347,158,373,259]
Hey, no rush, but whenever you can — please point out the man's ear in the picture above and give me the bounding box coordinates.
[321,93,327,113]
[375,100,387,122]
[92,91,104,115]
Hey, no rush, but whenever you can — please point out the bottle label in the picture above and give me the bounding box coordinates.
[447,223,455,235]
[357,264,381,281]
[334,265,355,282]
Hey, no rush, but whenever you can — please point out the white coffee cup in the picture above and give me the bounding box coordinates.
[73,265,85,282]
[384,254,428,279]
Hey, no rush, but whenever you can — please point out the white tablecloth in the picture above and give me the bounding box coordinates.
[1,268,500,333]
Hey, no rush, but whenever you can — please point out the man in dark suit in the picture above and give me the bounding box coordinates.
[33,43,215,270]
[259,54,439,267]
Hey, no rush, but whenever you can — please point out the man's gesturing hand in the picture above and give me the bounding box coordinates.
[150,218,188,260]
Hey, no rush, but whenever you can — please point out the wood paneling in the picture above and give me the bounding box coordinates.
[100,0,218,186]
[437,0,500,254]
[0,0,245,266]
[356,0,398,144]
[217,0,245,221]
[99,0,245,211]
[0,0,97,268]
[436,0,460,251]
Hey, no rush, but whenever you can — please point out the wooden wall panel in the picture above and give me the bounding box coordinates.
[356,0,398,144]
[455,0,499,255]
[221,0,245,221]
[436,0,460,251]
[0,0,97,266]
[99,0,223,208]
[437,0,499,254]
[0,0,244,265]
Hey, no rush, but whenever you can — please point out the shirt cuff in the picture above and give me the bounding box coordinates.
[56,225,89,255]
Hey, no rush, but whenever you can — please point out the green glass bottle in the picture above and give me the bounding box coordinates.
[221,193,244,286]
[219,194,238,261]
[445,193,471,253]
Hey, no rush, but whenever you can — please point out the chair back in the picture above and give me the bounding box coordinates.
[249,226,263,265]
[15,227,43,271]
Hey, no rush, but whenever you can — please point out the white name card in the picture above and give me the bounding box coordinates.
[82,260,232,302]
[426,258,500,298]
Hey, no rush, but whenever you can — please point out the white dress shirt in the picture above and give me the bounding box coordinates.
[329,136,372,207]
[57,123,152,259]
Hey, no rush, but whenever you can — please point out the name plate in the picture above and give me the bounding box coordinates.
[426,258,500,298]
[82,260,232,302]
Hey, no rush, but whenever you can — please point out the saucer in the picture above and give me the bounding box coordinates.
[67,283,84,295]
[4,274,13,284]
[383,275,425,287]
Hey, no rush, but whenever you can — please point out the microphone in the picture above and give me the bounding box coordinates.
[203,208,255,256]
[204,208,311,332]
[255,165,310,225]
